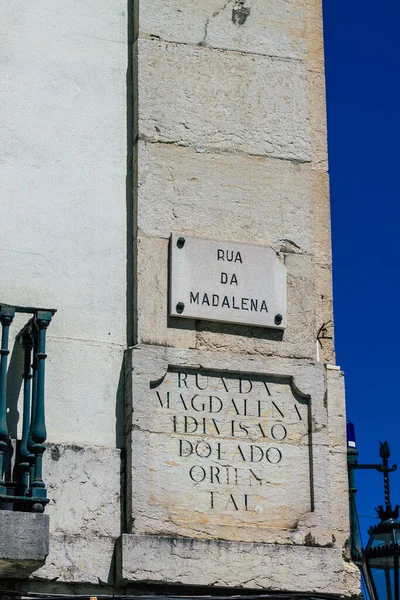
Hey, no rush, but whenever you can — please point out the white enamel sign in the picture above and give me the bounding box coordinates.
[169,234,286,329]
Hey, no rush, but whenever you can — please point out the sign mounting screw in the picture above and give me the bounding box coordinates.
[176,302,185,314]
[275,314,283,325]
[177,237,185,249]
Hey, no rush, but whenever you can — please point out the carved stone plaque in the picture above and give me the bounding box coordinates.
[169,234,287,328]
[131,367,312,543]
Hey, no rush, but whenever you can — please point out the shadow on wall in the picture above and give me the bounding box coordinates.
[6,341,23,439]
[167,314,284,342]
[3,340,23,482]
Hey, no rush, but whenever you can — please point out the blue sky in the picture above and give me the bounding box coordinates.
[323,0,400,551]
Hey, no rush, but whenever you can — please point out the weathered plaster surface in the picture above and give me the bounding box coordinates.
[0,0,127,447]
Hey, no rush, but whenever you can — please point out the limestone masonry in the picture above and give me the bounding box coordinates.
[0,0,359,597]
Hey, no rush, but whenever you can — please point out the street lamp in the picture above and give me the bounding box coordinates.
[347,424,400,600]
[365,512,400,600]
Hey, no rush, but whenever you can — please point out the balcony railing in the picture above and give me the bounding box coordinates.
[0,304,56,513]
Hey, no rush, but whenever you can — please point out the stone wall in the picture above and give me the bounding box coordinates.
[122,0,356,594]
[0,0,356,595]
[0,0,128,447]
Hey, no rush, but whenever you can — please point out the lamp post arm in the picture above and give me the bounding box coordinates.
[354,464,397,472]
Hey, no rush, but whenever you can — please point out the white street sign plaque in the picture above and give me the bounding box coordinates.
[169,234,286,329]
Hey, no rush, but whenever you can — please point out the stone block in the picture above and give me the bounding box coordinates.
[117,533,359,595]
[44,444,121,537]
[126,345,335,548]
[136,39,311,161]
[137,141,314,252]
[0,511,49,578]
[138,0,307,60]
[33,534,116,585]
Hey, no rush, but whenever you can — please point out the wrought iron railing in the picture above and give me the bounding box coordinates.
[0,304,56,512]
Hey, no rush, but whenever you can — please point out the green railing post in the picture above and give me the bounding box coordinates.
[0,305,15,495]
[27,330,38,489]
[30,310,53,511]
[17,330,34,497]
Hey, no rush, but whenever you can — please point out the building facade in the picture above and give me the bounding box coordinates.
[0,0,360,598]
